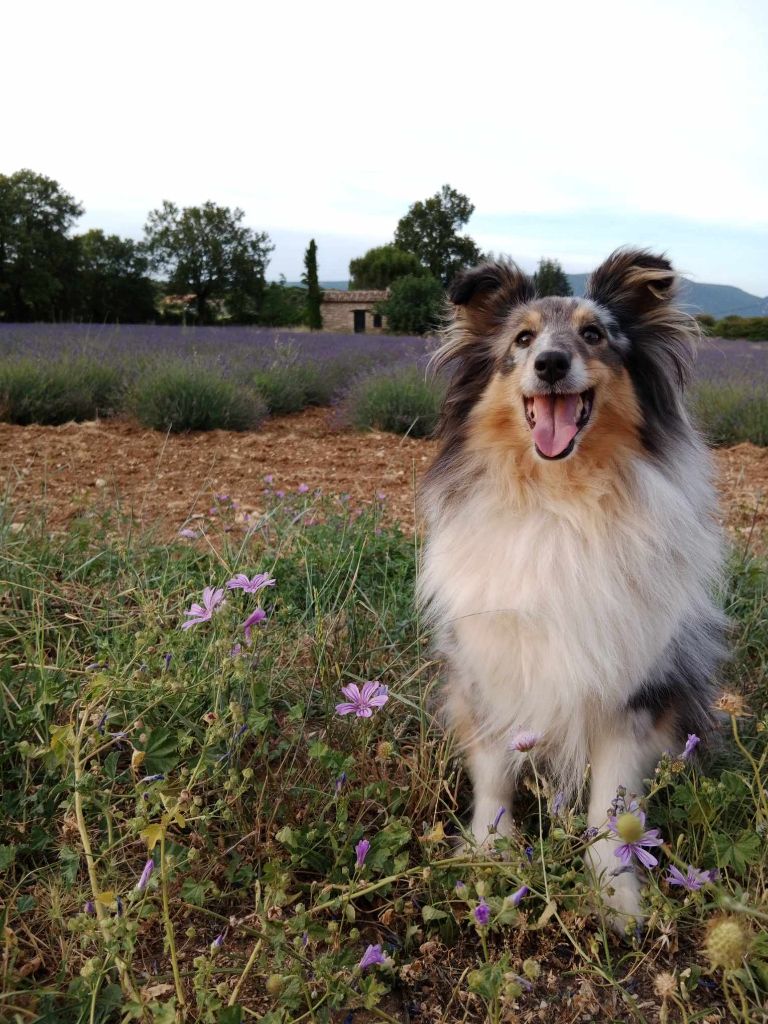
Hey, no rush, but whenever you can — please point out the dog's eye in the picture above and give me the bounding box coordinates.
[582,326,602,344]
[515,330,535,347]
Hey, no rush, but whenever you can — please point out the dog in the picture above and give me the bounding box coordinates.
[417,249,725,926]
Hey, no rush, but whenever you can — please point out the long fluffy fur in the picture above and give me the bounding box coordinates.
[418,250,726,915]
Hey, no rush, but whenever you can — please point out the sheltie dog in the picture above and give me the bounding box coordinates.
[418,249,725,925]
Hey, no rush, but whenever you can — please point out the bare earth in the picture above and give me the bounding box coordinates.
[1,409,767,552]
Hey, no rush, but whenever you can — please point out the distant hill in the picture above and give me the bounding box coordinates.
[567,274,767,318]
[281,276,766,317]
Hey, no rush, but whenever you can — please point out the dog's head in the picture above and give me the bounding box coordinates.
[437,248,696,465]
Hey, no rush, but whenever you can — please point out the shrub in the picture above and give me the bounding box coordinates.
[342,364,444,437]
[254,352,370,414]
[131,363,265,432]
[378,275,444,335]
[689,380,768,446]
[0,357,125,425]
[712,316,768,341]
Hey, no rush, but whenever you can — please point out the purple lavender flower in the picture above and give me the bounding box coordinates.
[242,607,267,643]
[297,483,309,494]
[681,734,700,759]
[609,803,663,869]
[178,528,199,540]
[226,572,276,594]
[473,900,491,926]
[508,885,530,907]
[335,681,389,718]
[667,864,716,891]
[181,586,225,630]
[509,730,540,752]
[275,490,285,499]
[355,838,371,869]
[136,858,155,891]
[358,944,387,970]
[263,474,273,485]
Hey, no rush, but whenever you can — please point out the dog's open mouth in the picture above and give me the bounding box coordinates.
[523,389,594,460]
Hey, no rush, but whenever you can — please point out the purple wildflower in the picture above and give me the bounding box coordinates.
[509,730,540,752]
[355,839,371,869]
[524,846,534,862]
[455,880,468,898]
[211,933,225,952]
[508,885,530,907]
[492,806,506,831]
[335,771,347,795]
[667,864,715,891]
[178,528,199,540]
[84,900,95,915]
[358,944,387,970]
[473,900,491,926]
[275,490,285,499]
[681,734,700,759]
[230,643,242,657]
[138,773,165,784]
[226,572,276,594]
[263,474,273,484]
[163,652,172,670]
[552,791,565,816]
[335,681,389,718]
[242,607,267,643]
[297,483,309,494]
[214,493,229,503]
[136,858,155,891]
[181,586,225,630]
[609,803,663,869]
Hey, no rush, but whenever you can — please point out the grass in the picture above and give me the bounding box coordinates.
[1,489,767,1023]
[342,365,445,438]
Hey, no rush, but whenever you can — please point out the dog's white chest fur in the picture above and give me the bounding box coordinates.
[419,455,719,775]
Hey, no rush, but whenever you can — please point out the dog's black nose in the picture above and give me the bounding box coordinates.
[534,349,571,384]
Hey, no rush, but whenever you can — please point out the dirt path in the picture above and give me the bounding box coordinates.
[1,410,766,552]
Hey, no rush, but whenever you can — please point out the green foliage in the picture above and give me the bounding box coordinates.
[144,200,273,324]
[394,184,482,286]
[302,239,323,330]
[71,229,156,322]
[0,357,124,424]
[253,347,366,414]
[378,274,444,335]
[349,244,425,289]
[712,316,768,341]
[131,363,266,432]
[342,364,445,437]
[258,279,307,327]
[689,381,768,446]
[533,257,572,297]
[0,491,766,1021]
[0,169,83,321]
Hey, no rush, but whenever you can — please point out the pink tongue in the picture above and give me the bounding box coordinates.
[531,394,580,458]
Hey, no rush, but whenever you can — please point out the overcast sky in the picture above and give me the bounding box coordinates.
[4,0,767,294]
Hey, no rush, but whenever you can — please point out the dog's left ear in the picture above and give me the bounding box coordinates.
[586,248,678,327]
[449,260,534,337]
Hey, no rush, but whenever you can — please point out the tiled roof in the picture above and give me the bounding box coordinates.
[321,289,389,303]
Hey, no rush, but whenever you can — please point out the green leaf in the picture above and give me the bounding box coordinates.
[180,879,212,907]
[219,1007,243,1024]
[422,905,448,923]
[138,728,179,774]
[0,845,16,872]
[713,831,761,874]
[58,845,80,886]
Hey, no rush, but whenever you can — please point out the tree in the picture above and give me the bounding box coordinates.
[143,201,273,323]
[0,169,83,320]
[349,244,425,290]
[302,238,322,329]
[378,275,444,335]
[393,185,482,286]
[259,278,308,327]
[533,258,572,297]
[72,229,156,322]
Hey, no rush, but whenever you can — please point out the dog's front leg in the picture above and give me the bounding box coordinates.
[586,712,673,930]
[466,735,516,848]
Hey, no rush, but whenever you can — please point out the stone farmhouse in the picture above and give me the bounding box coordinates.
[320,289,389,334]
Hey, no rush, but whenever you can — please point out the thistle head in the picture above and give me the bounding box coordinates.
[704,916,750,971]
[615,812,644,844]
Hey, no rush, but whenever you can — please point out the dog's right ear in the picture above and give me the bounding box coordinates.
[449,261,534,337]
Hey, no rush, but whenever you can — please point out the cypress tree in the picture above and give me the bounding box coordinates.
[303,239,322,329]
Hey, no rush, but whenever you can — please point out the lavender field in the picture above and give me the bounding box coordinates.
[0,323,767,444]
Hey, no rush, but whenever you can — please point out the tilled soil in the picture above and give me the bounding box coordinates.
[1,410,767,552]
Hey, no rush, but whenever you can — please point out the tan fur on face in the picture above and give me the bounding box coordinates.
[464,359,643,510]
